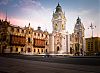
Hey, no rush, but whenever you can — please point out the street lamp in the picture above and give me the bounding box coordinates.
[88,23,96,38]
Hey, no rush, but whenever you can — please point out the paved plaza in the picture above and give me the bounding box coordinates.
[0,56,100,73]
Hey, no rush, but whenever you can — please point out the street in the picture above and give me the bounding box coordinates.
[0,54,100,73]
[1,54,100,66]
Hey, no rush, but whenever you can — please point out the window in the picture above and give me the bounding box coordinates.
[88,45,90,48]
[38,49,39,52]
[91,42,93,44]
[42,34,43,37]
[88,43,90,45]
[46,49,47,53]
[16,48,18,52]
[34,49,35,52]
[29,31,30,34]
[38,33,40,36]
[46,42,47,45]
[21,48,23,52]
[46,35,47,38]
[91,48,93,51]
[41,49,43,52]
[28,38,30,43]
[11,28,14,32]
[10,47,13,52]
[22,30,24,33]
[88,49,90,51]
[17,29,19,32]
[34,33,36,36]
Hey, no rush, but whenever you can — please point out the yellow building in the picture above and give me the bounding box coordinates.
[0,19,49,55]
[85,37,100,55]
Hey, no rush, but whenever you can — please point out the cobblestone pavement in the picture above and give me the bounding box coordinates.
[0,57,100,73]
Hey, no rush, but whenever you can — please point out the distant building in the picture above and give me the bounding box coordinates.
[0,20,49,55]
[85,37,100,55]
[70,17,85,56]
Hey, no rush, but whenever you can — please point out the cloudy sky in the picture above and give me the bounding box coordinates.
[0,0,100,38]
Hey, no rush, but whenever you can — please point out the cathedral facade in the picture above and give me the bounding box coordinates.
[49,3,70,55]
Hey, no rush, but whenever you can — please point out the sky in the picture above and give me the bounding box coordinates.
[0,0,100,38]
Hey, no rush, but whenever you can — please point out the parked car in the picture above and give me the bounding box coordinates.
[94,52,100,56]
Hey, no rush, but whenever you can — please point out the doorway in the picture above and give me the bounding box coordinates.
[28,48,31,52]
[57,46,59,52]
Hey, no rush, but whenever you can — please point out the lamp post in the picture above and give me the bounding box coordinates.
[88,23,96,38]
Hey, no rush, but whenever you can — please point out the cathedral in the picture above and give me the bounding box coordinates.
[49,3,85,55]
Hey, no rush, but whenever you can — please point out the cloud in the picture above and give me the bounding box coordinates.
[13,0,43,11]
[10,0,53,32]
[0,0,8,5]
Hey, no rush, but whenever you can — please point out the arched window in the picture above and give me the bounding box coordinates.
[46,42,47,45]
[46,49,47,53]
[28,38,30,43]
[34,33,36,36]
[38,49,39,52]
[41,49,43,52]
[21,48,23,52]
[34,49,35,52]
[16,48,18,52]
[17,29,19,32]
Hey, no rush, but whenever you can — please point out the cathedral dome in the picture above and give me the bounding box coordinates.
[55,3,62,13]
[76,17,81,24]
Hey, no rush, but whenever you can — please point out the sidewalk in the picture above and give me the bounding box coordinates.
[69,56,100,58]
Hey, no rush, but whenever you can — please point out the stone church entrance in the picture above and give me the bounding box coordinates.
[57,46,59,52]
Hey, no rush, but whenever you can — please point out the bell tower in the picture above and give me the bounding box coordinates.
[74,17,85,55]
[52,3,66,32]
[49,3,69,54]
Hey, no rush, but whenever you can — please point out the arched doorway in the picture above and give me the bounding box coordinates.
[2,46,6,53]
[70,47,73,54]
[28,48,31,52]
[57,46,59,52]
